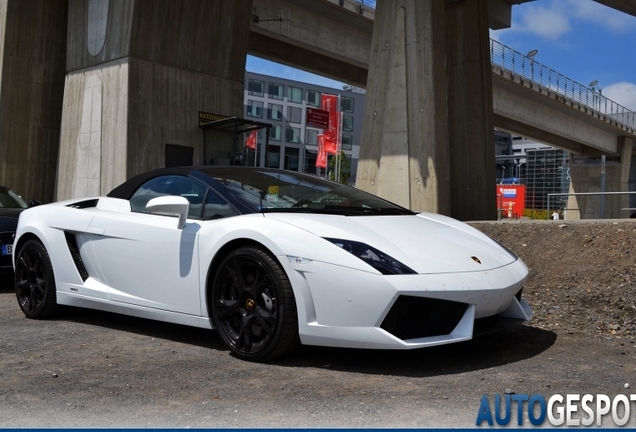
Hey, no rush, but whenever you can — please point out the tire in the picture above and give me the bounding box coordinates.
[211,245,300,362]
[14,239,60,319]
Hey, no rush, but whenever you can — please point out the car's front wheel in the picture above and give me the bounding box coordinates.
[15,239,60,319]
[211,245,300,362]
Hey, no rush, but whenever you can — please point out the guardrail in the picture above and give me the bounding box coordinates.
[490,38,636,131]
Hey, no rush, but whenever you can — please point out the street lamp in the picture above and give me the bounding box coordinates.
[589,80,602,111]
[526,49,538,83]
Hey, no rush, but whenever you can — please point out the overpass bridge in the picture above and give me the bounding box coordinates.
[250,0,636,157]
[0,0,633,220]
[249,0,636,219]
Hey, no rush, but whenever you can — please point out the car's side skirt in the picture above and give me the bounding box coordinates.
[57,292,215,330]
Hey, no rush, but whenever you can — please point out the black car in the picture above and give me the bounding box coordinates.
[0,186,32,273]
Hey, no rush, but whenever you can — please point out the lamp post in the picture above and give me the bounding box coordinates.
[589,80,602,111]
[527,49,538,83]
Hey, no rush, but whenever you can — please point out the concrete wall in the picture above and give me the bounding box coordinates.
[57,0,252,200]
[0,0,67,203]
[565,137,634,219]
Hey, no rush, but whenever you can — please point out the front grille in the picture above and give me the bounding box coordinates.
[381,296,468,340]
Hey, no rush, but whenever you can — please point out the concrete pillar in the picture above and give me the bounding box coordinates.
[445,0,495,221]
[566,137,633,220]
[0,0,67,203]
[356,0,495,220]
[355,0,451,215]
[57,0,252,200]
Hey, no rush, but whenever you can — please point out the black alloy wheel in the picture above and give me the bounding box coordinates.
[15,239,59,319]
[211,245,300,362]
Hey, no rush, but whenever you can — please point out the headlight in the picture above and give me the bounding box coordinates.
[324,238,416,275]
[493,239,519,261]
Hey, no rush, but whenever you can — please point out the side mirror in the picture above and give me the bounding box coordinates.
[146,196,189,229]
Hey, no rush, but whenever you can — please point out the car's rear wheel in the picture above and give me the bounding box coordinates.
[15,239,59,319]
[211,245,300,362]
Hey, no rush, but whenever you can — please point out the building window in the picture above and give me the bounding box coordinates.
[306,128,319,146]
[285,126,300,143]
[342,135,353,150]
[304,148,317,173]
[269,124,282,141]
[268,145,280,168]
[269,82,283,100]
[287,106,302,124]
[341,96,354,113]
[343,115,353,132]
[268,103,283,121]
[287,86,302,103]
[247,100,263,118]
[306,90,321,107]
[248,79,264,96]
[284,147,300,171]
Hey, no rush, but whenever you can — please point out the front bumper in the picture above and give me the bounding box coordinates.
[286,258,531,350]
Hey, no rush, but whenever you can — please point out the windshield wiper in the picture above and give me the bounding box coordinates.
[259,207,351,216]
[260,205,414,216]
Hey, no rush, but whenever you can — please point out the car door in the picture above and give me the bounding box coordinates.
[88,175,207,315]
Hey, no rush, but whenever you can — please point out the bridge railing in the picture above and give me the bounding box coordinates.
[490,38,636,131]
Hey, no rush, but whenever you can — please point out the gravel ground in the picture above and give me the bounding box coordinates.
[474,219,636,341]
[0,219,635,428]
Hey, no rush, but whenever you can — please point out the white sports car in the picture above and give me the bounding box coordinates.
[13,166,532,362]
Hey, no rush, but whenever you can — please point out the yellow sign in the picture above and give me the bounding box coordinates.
[199,111,229,125]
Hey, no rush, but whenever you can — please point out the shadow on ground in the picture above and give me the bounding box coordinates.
[283,325,556,377]
[52,305,555,378]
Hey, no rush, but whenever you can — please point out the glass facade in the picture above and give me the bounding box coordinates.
[524,149,570,210]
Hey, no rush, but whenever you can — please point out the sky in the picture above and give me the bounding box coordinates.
[246,0,636,110]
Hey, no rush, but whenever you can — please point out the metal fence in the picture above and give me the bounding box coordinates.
[548,191,636,219]
[490,38,636,131]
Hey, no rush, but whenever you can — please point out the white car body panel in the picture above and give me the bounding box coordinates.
[14,192,531,351]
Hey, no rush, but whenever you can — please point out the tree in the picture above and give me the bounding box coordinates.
[328,150,351,185]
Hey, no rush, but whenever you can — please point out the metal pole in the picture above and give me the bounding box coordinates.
[600,155,606,218]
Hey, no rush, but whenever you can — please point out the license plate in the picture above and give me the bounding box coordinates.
[1,244,12,255]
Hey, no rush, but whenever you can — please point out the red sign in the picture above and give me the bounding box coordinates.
[306,107,329,129]
[316,134,327,168]
[496,184,526,219]
[321,94,340,155]
[245,130,257,149]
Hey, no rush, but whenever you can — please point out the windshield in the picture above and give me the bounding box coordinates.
[0,187,28,209]
[199,167,414,216]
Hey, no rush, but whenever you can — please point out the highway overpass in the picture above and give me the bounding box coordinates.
[0,0,633,220]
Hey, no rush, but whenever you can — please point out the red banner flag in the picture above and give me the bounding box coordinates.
[321,94,340,155]
[245,130,257,149]
[316,134,327,168]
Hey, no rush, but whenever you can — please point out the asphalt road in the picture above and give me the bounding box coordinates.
[1,278,634,429]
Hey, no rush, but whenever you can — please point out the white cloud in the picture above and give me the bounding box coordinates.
[602,82,636,111]
[515,3,571,40]
[565,0,633,33]
[510,0,633,40]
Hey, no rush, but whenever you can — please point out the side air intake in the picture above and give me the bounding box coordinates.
[65,232,89,281]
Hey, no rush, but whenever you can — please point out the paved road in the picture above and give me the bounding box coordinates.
[0,283,633,428]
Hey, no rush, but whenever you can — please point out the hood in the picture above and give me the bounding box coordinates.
[263,212,517,274]
[0,208,23,232]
